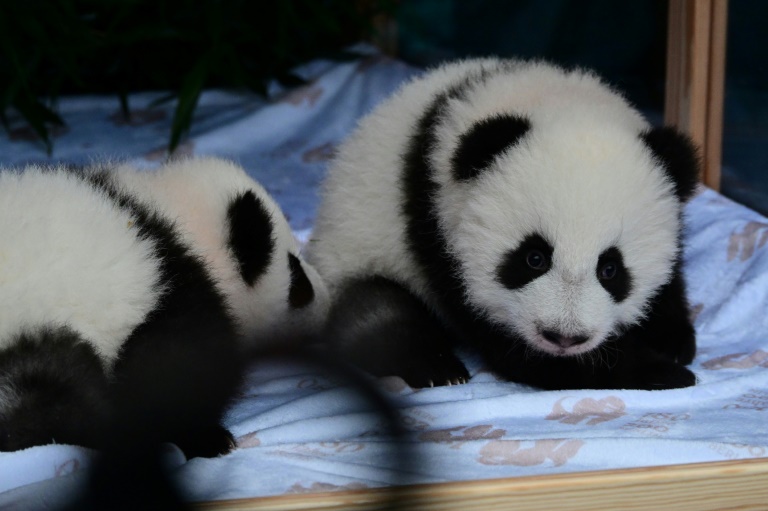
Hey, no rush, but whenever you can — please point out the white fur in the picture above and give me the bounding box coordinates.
[112,157,329,344]
[308,59,684,357]
[0,167,164,365]
[309,59,505,296]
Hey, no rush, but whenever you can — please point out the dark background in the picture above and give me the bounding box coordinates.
[395,0,768,215]
[2,0,765,214]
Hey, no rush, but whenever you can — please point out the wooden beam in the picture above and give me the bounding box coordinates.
[195,457,768,511]
[705,0,728,191]
[664,0,728,190]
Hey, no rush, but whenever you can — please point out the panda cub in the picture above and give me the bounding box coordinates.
[307,59,700,391]
[0,158,326,456]
[112,157,329,345]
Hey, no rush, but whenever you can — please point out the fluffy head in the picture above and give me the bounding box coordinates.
[426,62,699,356]
[113,157,330,344]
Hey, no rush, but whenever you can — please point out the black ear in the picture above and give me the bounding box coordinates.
[451,114,531,181]
[288,253,314,309]
[227,190,274,287]
[641,126,700,201]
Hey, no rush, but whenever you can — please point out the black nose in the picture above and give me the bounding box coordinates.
[541,330,589,348]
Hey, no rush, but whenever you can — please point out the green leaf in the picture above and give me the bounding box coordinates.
[148,93,178,108]
[118,91,131,121]
[12,92,65,155]
[0,0,399,154]
[168,54,210,154]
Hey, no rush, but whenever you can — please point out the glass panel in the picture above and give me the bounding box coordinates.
[721,1,768,215]
[396,0,768,215]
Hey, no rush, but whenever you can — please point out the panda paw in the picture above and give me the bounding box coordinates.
[638,361,697,390]
[654,326,697,366]
[671,331,697,366]
[174,424,237,459]
[400,351,471,388]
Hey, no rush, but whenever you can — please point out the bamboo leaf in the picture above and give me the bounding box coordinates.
[0,0,398,153]
[149,93,179,108]
[12,93,65,155]
[168,54,209,153]
[118,91,131,121]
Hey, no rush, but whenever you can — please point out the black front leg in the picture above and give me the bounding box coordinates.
[324,276,470,388]
[634,271,697,365]
[478,328,696,391]
[112,313,245,459]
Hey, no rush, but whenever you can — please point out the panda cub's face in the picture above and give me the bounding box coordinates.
[435,110,683,357]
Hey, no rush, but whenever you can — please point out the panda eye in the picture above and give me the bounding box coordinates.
[599,261,618,280]
[496,234,554,290]
[526,250,549,271]
[597,247,631,302]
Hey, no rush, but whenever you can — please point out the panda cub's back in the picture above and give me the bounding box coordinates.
[0,167,164,364]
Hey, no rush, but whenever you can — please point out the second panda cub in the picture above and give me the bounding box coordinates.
[113,157,330,346]
[307,59,700,390]
[0,158,328,456]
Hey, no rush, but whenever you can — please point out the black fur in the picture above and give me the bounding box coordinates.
[331,67,695,389]
[396,85,474,385]
[0,328,111,451]
[632,265,697,365]
[496,234,555,290]
[325,276,469,388]
[596,246,632,302]
[0,169,245,459]
[288,253,315,309]
[477,326,696,390]
[402,88,471,311]
[452,114,531,181]
[66,446,190,511]
[87,171,245,458]
[227,190,275,287]
[321,85,470,385]
[641,126,700,201]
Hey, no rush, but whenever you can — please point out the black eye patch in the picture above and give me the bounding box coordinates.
[496,234,554,290]
[227,190,274,287]
[288,253,315,309]
[451,114,531,181]
[597,247,632,302]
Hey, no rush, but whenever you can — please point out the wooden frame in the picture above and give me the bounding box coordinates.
[196,458,768,511]
[373,0,731,187]
[665,0,729,190]
[195,3,765,510]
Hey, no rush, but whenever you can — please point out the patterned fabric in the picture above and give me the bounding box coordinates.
[0,50,766,505]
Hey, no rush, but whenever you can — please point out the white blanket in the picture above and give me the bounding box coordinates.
[1,49,766,507]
